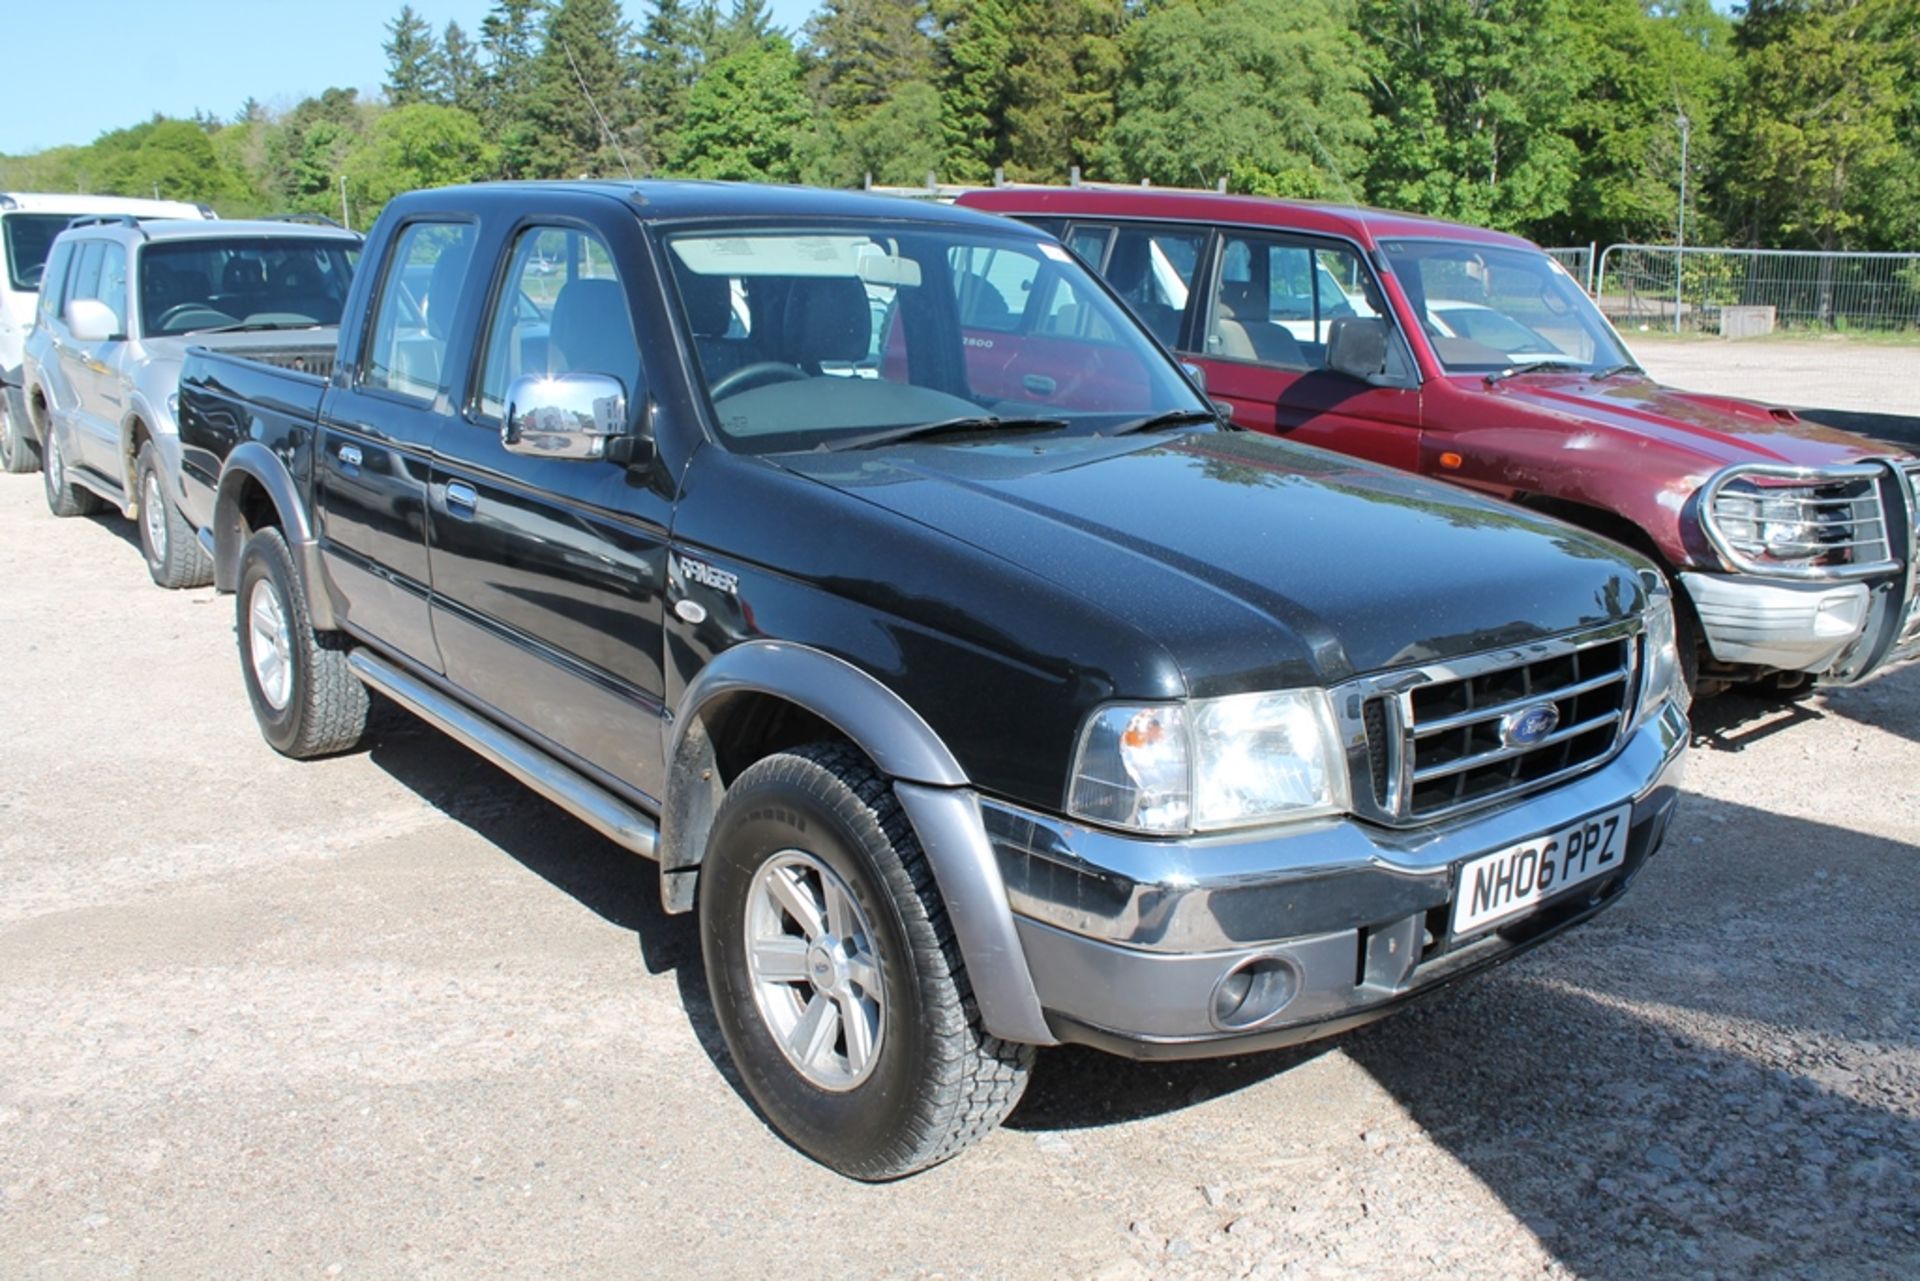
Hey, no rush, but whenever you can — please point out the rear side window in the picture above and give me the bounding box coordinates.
[1101,225,1204,347]
[474,225,641,421]
[68,242,105,317]
[362,221,475,401]
[3,214,78,293]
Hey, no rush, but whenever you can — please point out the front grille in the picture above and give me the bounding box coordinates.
[1343,624,1640,827]
[1899,462,1920,650]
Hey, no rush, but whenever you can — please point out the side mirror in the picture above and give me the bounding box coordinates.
[67,298,119,343]
[502,372,632,461]
[1326,317,1390,382]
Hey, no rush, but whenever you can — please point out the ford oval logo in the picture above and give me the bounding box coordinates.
[1500,703,1561,748]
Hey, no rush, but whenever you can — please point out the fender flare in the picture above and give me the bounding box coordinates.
[659,640,1054,1045]
[211,441,335,629]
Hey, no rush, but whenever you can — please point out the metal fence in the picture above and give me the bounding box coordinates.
[1544,245,1596,292]
[1594,244,1920,334]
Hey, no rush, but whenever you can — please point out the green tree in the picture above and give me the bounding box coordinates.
[1718,0,1917,251]
[479,0,544,154]
[264,88,369,213]
[342,103,498,226]
[805,0,934,116]
[1361,0,1593,233]
[669,38,813,181]
[636,0,707,170]
[383,5,444,106]
[844,78,945,185]
[1099,0,1373,198]
[935,0,1128,182]
[517,0,642,178]
[707,0,781,59]
[1550,0,1735,246]
[439,21,487,115]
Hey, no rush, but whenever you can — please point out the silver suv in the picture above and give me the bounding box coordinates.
[23,215,360,586]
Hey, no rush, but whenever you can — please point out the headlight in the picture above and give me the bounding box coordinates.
[1634,593,1684,726]
[1068,689,1348,834]
[1700,464,1892,578]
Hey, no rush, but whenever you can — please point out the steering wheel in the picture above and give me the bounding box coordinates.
[710,361,807,399]
[156,304,237,331]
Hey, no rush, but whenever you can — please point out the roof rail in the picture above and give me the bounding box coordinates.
[64,213,150,239]
[261,212,343,228]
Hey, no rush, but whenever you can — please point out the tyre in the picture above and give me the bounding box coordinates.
[235,525,368,758]
[0,387,38,474]
[136,442,213,589]
[699,741,1034,1180]
[40,421,104,517]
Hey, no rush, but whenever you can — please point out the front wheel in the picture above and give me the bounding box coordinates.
[235,526,368,758]
[699,742,1033,1179]
[41,421,104,517]
[137,443,213,589]
[0,388,39,474]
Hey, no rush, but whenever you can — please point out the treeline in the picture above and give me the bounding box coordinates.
[2,0,1915,253]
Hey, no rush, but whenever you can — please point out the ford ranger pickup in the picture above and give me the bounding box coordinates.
[177,180,1689,1178]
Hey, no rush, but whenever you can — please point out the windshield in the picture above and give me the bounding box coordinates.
[3,214,78,292]
[1381,240,1632,375]
[138,237,360,336]
[663,223,1209,453]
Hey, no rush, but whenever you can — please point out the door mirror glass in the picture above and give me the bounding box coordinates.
[502,372,627,460]
[1326,316,1390,382]
[66,297,118,342]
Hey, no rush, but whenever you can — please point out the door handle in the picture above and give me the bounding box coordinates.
[337,443,363,467]
[1022,373,1057,397]
[445,481,479,514]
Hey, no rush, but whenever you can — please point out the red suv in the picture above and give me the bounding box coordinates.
[958,187,1920,694]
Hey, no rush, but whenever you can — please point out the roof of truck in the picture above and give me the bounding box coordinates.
[406,179,1025,232]
[956,186,1538,251]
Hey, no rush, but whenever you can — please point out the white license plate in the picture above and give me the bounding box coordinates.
[1452,804,1631,937]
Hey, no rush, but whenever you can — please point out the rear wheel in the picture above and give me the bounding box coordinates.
[136,443,213,589]
[0,389,38,474]
[236,526,367,758]
[41,422,104,517]
[699,742,1033,1180]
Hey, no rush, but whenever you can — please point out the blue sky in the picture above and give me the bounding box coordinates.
[1,0,821,155]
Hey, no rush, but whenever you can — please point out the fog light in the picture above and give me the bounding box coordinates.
[1210,955,1301,1030]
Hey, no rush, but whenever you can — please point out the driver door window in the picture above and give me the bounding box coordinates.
[475,225,641,422]
[1205,235,1378,372]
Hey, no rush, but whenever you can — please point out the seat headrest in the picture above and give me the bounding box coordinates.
[549,277,639,392]
[424,246,471,340]
[781,276,871,364]
[673,264,733,338]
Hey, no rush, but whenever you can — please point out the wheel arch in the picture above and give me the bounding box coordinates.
[658,640,1053,1047]
[211,442,333,627]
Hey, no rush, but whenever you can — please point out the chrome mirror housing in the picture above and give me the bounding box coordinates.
[502,373,628,460]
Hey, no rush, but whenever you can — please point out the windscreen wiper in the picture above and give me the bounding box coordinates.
[190,320,324,335]
[1589,362,1642,380]
[826,415,1069,452]
[1484,359,1588,387]
[1105,408,1222,437]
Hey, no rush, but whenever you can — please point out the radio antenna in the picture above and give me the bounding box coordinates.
[558,35,635,179]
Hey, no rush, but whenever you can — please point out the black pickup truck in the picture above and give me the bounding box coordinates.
[178,181,1689,1179]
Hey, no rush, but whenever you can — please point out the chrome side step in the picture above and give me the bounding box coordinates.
[347,650,660,860]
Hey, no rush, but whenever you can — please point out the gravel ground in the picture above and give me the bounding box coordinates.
[3,361,1918,1277]
[1633,337,1920,450]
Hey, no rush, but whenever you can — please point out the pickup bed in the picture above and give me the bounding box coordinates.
[178,180,1688,1178]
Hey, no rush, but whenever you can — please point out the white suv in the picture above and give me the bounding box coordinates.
[23,215,360,586]
[0,193,211,473]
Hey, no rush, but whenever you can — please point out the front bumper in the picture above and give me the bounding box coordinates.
[980,700,1688,1059]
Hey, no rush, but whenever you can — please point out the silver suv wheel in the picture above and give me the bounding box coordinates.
[142,469,168,564]
[745,849,885,1091]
